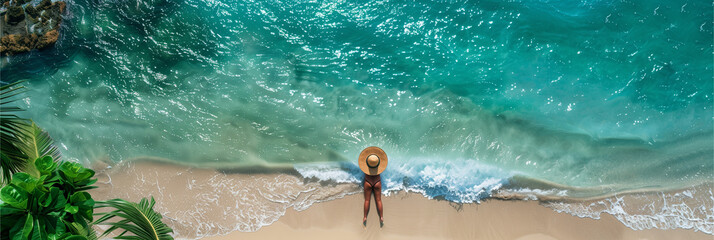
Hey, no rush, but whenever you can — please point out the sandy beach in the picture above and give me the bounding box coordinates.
[88,160,710,240]
[203,192,709,240]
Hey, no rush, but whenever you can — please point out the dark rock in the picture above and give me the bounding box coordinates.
[2,17,27,35]
[35,29,58,49]
[6,5,25,24]
[25,5,39,19]
[0,1,66,56]
[47,2,64,28]
[37,0,52,11]
[1,34,32,55]
[56,1,66,13]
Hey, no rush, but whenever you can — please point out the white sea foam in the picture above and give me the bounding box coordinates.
[495,187,569,200]
[543,186,714,234]
[294,162,364,184]
[296,161,713,235]
[295,158,512,203]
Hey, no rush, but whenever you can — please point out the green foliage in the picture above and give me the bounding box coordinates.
[95,197,174,240]
[16,121,62,177]
[1,80,61,184]
[0,155,171,240]
[0,81,30,185]
[1,184,29,209]
[0,156,97,240]
[1,83,175,239]
[58,162,97,191]
[64,221,98,240]
[35,155,58,175]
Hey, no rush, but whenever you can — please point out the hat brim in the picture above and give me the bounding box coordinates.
[358,146,388,176]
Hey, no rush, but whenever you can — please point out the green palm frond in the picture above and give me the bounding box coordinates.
[64,220,99,240]
[95,197,174,240]
[1,137,27,184]
[1,81,30,184]
[19,121,62,163]
[8,120,62,178]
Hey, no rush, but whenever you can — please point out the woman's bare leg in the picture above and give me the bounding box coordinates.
[363,181,372,225]
[373,181,383,223]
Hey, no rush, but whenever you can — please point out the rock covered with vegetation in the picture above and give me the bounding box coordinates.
[1,0,66,56]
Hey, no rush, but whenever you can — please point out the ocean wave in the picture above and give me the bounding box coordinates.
[295,161,714,234]
[543,184,714,234]
[294,161,364,184]
[296,159,512,203]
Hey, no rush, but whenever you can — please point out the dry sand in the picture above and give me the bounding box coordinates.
[203,192,709,240]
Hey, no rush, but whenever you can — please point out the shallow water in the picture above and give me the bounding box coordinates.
[2,0,712,234]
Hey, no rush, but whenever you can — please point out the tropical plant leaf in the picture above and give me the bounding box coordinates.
[16,121,61,177]
[0,80,30,185]
[58,162,95,185]
[1,151,26,185]
[62,235,89,240]
[10,172,39,193]
[22,214,34,240]
[95,197,174,240]
[1,184,29,209]
[0,81,27,104]
[54,233,90,240]
[64,221,98,240]
[35,156,58,176]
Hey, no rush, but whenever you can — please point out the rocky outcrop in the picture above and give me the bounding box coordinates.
[1,0,66,56]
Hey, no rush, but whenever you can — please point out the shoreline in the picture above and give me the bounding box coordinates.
[202,192,710,240]
[89,160,712,239]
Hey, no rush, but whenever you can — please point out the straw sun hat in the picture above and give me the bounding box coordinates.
[358,146,388,176]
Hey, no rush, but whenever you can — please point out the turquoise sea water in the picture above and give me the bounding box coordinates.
[2,0,712,233]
